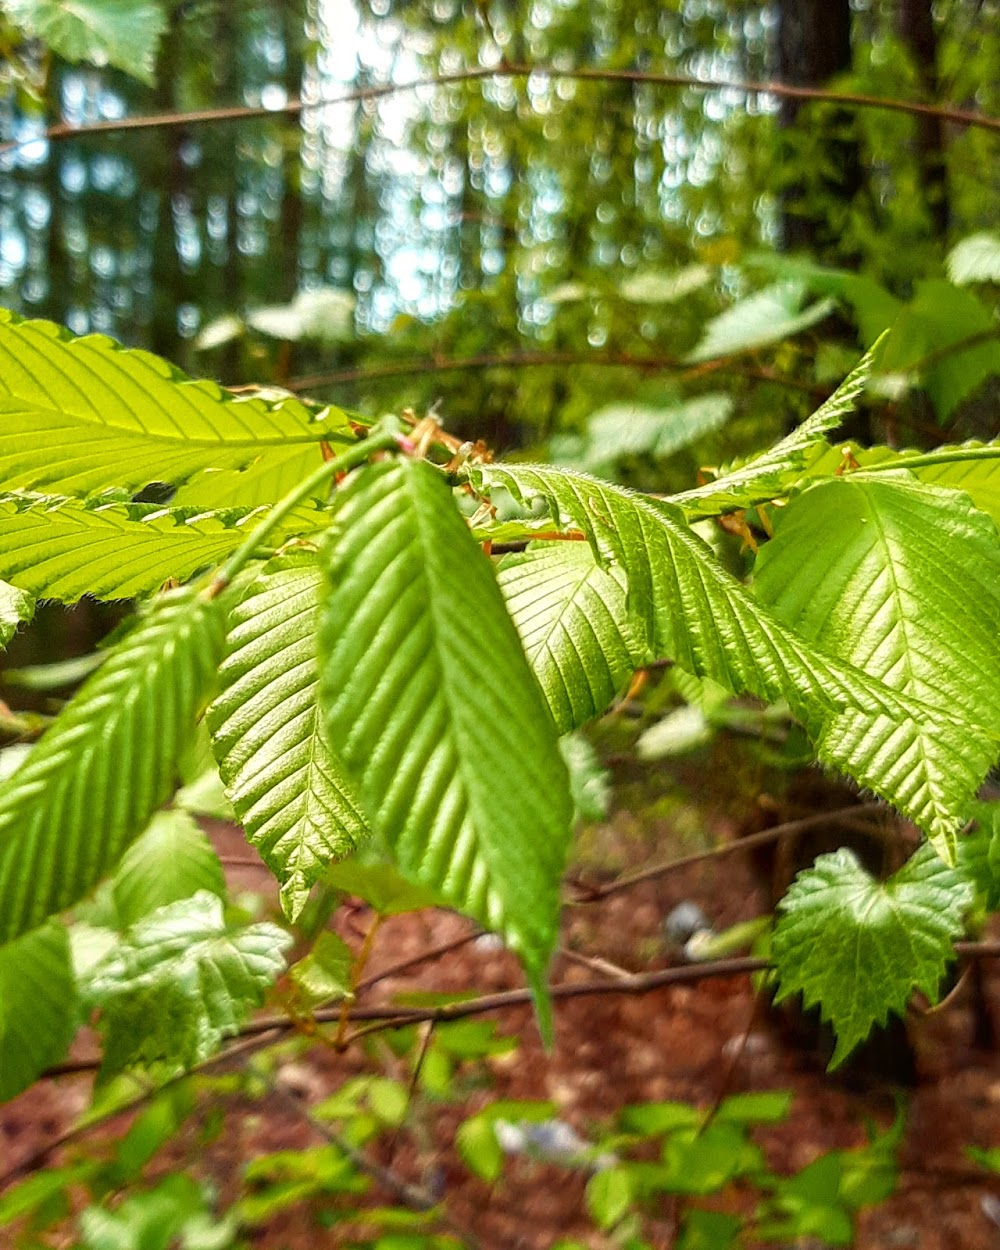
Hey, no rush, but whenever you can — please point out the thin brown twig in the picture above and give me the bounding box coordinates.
[282,350,827,396]
[558,947,634,981]
[249,1070,485,1249]
[1,63,997,159]
[384,1018,436,1163]
[266,1081,442,1215]
[355,929,481,993]
[909,327,1000,375]
[567,804,890,902]
[699,984,768,1134]
[16,938,1000,1192]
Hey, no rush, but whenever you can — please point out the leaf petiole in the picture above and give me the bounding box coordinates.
[203,432,401,598]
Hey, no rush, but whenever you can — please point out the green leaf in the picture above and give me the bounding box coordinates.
[892,444,1000,528]
[0,489,320,603]
[620,1102,701,1135]
[755,1153,854,1246]
[471,461,988,854]
[0,1163,96,1227]
[715,1090,793,1125]
[745,253,902,346]
[0,585,225,944]
[560,732,611,823]
[947,232,1000,285]
[619,264,713,304]
[4,0,167,84]
[669,339,883,518]
[800,441,1000,530]
[497,542,646,733]
[676,1209,741,1250]
[79,1175,222,1250]
[324,859,443,915]
[209,550,370,922]
[318,459,573,1032]
[753,473,1000,858]
[772,846,972,1067]
[0,577,33,646]
[171,445,334,510]
[881,281,1000,419]
[585,1167,634,1230]
[0,922,77,1101]
[85,891,291,1077]
[109,810,227,929]
[0,310,353,495]
[660,1123,764,1194]
[636,705,713,759]
[3,651,103,691]
[111,1085,197,1181]
[575,394,732,471]
[290,930,354,1005]
[684,281,835,364]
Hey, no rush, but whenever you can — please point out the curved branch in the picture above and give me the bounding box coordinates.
[1,63,997,157]
[280,350,827,397]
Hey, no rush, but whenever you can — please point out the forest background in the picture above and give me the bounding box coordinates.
[1,0,1000,1248]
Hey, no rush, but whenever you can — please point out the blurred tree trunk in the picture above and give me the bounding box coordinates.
[775,0,861,260]
[279,3,305,305]
[898,0,949,239]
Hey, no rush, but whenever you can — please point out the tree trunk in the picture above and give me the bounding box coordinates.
[898,0,949,239]
[775,0,860,259]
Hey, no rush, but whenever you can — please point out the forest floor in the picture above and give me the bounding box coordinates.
[3,765,1000,1250]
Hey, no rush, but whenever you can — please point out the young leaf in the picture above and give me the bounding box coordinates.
[669,339,883,518]
[684,281,835,364]
[754,473,1000,858]
[619,263,713,304]
[109,810,227,929]
[496,542,646,732]
[947,232,1000,285]
[0,922,77,1101]
[470,462,989,854]
[0,489,320,603]
[772,847,972,1067]
[3,0,167,84]
[0,585,226,944]
[0,310,354,495]
[0,578,33,646]
[574,394,732,472]
[290,930,354,1005]
[85,891,291,1078]
[209,550,370,922]
[318,459,573,1029]
[560,732,611,824]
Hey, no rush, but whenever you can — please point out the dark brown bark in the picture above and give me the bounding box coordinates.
[898,0,949,238]
[775,0,861,258]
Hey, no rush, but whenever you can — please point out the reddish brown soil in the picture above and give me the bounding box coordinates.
[3,808,1000,1249]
